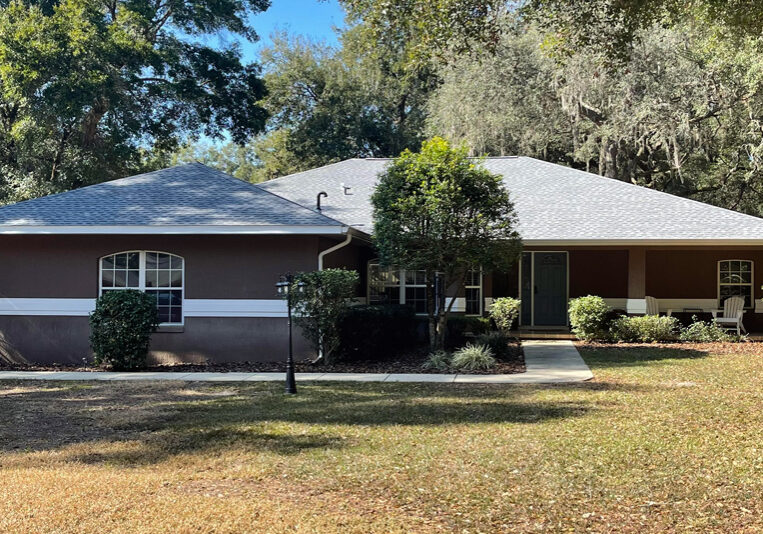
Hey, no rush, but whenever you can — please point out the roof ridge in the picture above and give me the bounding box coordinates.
[521,156,763,222]
[261,159,364,184]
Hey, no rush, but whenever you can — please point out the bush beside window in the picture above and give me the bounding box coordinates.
[610,315,679,343]
[291,269,359,364]
[89,290,159,370]
[337,304,420,360]
[445,316,491,349]
[568,296,612,341]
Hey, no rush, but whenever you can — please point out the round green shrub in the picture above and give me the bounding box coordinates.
[89,290,160,370]
[568,295,612,341]
[451,343,496,371]
[489,297,521,333]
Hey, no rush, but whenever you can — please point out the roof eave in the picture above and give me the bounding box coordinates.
[0,224,349,235]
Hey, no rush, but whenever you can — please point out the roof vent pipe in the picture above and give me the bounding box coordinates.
[316,191,328,212]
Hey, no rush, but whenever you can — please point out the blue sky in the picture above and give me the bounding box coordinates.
[243,0,346,62]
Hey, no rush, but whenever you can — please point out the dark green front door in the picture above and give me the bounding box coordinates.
[521,252,568,327]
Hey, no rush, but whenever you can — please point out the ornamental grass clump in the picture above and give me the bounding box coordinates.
[474,331,514,360]
[451,343,496,371]
[89,290,159,370]
[422,350,452,371]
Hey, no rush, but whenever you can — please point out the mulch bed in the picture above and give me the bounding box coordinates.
[0,341,525,375]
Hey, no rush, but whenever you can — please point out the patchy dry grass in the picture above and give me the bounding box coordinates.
[1,344,763,532]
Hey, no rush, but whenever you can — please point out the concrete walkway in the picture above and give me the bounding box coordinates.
[0,341,592,384]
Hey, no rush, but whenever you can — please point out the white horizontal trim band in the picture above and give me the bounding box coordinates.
[602,297,724,314]
[184,299,288,318]
[0,298,96,316]
[0,298,289,318]
[0,225,347,235]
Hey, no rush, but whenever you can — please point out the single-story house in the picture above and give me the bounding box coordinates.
[1,157,763,364]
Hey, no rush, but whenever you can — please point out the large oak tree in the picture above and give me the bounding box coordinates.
[0,0,269,203]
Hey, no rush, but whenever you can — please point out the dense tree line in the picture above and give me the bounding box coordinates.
[3,0,763,217]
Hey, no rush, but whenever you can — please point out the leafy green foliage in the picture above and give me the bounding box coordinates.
[489,297,521,333]
[568,296,612,341]
[371,137,522,350]
[445,315,491,349]
[0,0,268,203]
[249,31,429,178]
[474,331,514,361]
[430,17,763,218]
[89,290,159,370]
[679,316,733,343]
[337,304,420,360]
[610,315,679,343]
[525,0,763,62]
[451,343,496,371]
[422,350,452,371]
[291,269,359,364]
[340,0,507,70]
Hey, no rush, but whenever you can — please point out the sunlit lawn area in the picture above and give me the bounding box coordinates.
[2,344,763,532]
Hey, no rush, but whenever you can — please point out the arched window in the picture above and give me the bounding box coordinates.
[100,251,184,324]
[718,260,753,309]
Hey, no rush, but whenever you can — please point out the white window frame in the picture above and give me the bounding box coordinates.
[718,259,754,309]
[464,269,483,316]
[367,262,484,316]
[99,250,185,325]
[367,261,427,313]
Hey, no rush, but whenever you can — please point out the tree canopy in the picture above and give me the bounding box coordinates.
[0,0,268,203]
[371,137,522,349]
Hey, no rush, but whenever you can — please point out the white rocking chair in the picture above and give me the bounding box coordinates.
[711,296,747,335]
[645,296,659,316]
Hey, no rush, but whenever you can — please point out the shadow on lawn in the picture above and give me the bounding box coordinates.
[0,379,632,465]
[578,344,708,368]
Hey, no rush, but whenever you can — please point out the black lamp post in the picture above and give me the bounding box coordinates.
[276,273,303,395]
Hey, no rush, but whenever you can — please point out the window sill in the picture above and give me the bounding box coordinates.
[156,325,184,333]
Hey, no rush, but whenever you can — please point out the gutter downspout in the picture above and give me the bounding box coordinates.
[318,230,352,270]
[313,229,353,364]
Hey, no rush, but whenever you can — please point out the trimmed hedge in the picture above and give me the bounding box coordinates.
[337,304,421,360]
[445,315,491,349]
[89,290,159,370]
[610,315,679,343]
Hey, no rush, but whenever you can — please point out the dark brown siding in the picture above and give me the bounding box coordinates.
[0,316,314,365]
[569,250,628,298]
[0,234,366,364]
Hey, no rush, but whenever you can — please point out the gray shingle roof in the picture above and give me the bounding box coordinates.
[0,163,344,232]
[259,157,763,243]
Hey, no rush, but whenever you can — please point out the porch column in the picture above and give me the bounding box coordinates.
[627,247,646,313]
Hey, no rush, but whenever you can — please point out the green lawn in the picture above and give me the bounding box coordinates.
[1,345,763,532]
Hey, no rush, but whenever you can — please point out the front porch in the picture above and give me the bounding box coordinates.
[492,246,763,334]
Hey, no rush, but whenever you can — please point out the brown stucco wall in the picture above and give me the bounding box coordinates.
[0,316,314,365]
[0,234,364,364]
[0,234,340,298]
